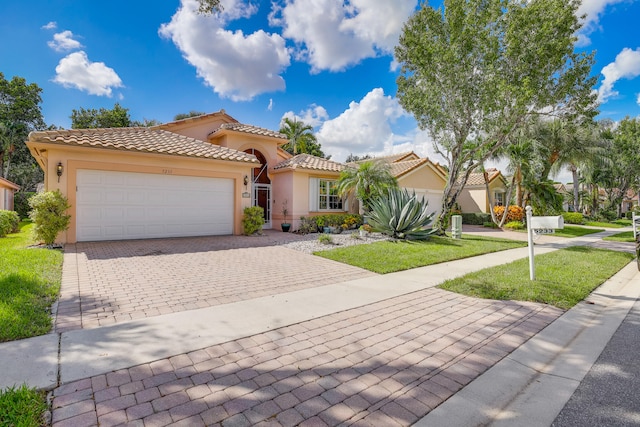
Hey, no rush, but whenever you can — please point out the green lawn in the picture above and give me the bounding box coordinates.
[603,231,635,243]
[315,234,526,274]
[0,222,63,342]
[439,246,633,309]
[553,225,604,238]
[0,384,48,427]
[584,220,626,228]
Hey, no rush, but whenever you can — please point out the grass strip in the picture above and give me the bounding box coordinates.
[439,246,633,310]
[603,231,635,243]
[0,222,62,342]
[552,225,605,238]
[584,221,626,228]
[315,234,526,274]
[0,384,48,427]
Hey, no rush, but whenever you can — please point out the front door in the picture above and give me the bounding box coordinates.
[253,183,271,229]
[244,148,272,230]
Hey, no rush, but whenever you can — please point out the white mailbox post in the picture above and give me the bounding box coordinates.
[525,206,564,280]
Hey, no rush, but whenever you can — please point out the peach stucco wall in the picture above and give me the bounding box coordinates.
[28,143,254,243]
[457,179,506,213]
[270,169,344,229]
[397,164,445,190]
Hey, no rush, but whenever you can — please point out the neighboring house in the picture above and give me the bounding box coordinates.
[621,189,639,215]
[554,183,571,212]
[27,111,446,243]
[0,177,20,211]
[384,154,447,219]
[271,151,447,230]
[455,168,508,214]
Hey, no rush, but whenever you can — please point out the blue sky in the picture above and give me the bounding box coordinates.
[1,0,639,174]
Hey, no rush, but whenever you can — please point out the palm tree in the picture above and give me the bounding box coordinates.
[550,121,611,213]
[336,160,398,214]
[279,118,318,156]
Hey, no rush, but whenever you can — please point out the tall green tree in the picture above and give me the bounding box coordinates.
[0,73,45,186]
[279,117,327,158]
[336,160,398,214]
[599,117,640,216]
[71,103,132,129]
[395,0,597,233]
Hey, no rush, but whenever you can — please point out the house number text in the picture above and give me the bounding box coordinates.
[162,169,173,175]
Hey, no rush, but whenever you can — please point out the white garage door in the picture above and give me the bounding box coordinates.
[76,170,234,241]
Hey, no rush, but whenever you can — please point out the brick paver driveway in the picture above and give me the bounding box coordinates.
[56,232,376,332]
[51,288,562,426]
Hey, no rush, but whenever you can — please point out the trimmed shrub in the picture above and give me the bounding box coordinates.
[242,206,265,235]
[483,222,499,228]
[493,205,524,222]
[626,211,633,220]
[28,190,71,245]
[318,234,333,245]
[562,211,584,225]
[504,221,525,230]
[312,214,362,231]
[461,212,492,225]
[0,210,20,237]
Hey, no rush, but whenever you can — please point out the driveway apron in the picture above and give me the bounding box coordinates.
[55,234,376,332]
[50,287,561,427]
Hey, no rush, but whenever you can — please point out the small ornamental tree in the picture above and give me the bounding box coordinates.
[28,190,71,245]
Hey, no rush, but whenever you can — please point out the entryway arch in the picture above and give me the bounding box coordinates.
[244,148,271,228]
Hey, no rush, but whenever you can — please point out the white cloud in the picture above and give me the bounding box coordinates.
[269,0,415,72]
[315,88,411,161]
[637,93,640,106]
[268,99,274,111]
[53,51,123,96]
[597,48,640,103]
[47,30,82,52]
[576,0,626,46]
[282,105,329,128]
[41,21,57,30]
[159,0,290,101]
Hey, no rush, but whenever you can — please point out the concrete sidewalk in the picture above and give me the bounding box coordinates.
[0,228,637,426]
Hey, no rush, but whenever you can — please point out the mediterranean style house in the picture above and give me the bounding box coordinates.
[27,111,447,243]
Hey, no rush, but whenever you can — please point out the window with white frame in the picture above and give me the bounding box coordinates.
[309,178,344,211]
[493,191,505,206]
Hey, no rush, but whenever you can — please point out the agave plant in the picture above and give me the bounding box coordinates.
[367,188,435,240]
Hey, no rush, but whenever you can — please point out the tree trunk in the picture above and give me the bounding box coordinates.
[571,165,580,212]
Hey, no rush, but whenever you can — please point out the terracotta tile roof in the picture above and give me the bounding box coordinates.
[388,158,431,178]
[28,128,259,163]
[352,151,418,164]
[158,109,238,128]
[273,154,345,172]
[457,168,502,186]
[211,122,289,141]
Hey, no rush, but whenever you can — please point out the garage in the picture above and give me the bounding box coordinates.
[76,170,234,242]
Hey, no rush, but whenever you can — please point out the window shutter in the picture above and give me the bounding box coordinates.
[309,178,319,211]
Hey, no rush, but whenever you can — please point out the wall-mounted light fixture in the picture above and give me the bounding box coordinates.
[56,162,64,182]
[243,175,249,186]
